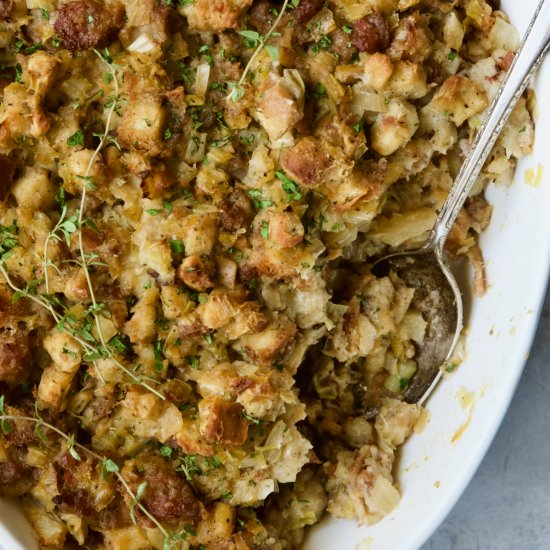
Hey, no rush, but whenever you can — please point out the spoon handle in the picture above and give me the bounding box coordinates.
[428,0,550,256]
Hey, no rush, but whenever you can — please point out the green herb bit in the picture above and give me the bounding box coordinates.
[159,445,173,457]
[102,458,120,481]
[0,220,19,261]
[275,170,302,202]
[186,355,200,369]
[247,189,272,209]
[227,82,245,102]
[153,340,164,372]
[447,49,458,61]
[265,44,279,61]
[67,434,82,461]
[242,411,261,425]
[310,82,327,100]
[177,454,202,480]
[67,130,84,147]
[130,481,148,525]
[170,239,185,254]
[109,335,128,355]
[260,221,269,239]
[238,29,262,49]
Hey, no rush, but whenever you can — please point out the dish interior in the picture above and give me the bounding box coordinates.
[0,2,549,550]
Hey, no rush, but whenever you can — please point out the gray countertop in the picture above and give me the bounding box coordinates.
[422,286,550,550]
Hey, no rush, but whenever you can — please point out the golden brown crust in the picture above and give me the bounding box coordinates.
[184,0,253,32]
[281,137,331,188]
[177,256,216,291]
[199,397,249,445]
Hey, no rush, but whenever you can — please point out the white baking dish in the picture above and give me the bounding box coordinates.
[304,2,550,548]
[1,2,549,549]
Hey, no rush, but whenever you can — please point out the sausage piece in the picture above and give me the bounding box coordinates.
[0,155,15,201]
[351,12,391,54]
[124,454,204,526]
[218,189,253,233]
[0,330,31,385]
[0,0,14,20]
[54,0,124,52]
[293,0,323,24]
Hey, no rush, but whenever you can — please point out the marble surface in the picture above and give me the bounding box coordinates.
[422,286,550,550]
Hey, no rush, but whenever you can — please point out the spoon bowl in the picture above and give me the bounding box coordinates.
[373,249,462,404]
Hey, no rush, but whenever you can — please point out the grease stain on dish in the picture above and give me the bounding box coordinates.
[413,408,430,434]
[451,388,476,443]
[524,164,544,188]
[355,537,374,550]
[456,387,476,411]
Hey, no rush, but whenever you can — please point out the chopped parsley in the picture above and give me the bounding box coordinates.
[260,221,269,239]
[67,130,84,147]
[276,171,302,202]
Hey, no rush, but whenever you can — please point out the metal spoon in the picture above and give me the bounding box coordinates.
[373,1,550,405]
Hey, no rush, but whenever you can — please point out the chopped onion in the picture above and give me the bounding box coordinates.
[194,63,210,98]
[351,83,388,116]
[127,34,156,53]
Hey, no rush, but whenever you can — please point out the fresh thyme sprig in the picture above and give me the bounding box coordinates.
[76,49,120,356]
[42,203,78,294]
[0,51,175,543]
[0,397,171,543]
[227,0,291,102]
[0,264,164,398]
[0,48,167,399]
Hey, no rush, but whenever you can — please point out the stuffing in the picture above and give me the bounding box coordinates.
[118,94,166,153]
[370,99,419,156]
[181,0,253,32]
[12,167,56,211]
[198,396,249,445]
[177,255,216,291]
[254,70,305,142]
[428,75,488,126]
[325,445,400,524]
[0,329,31,384]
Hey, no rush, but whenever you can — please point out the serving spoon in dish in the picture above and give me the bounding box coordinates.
[373,0,550,405]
